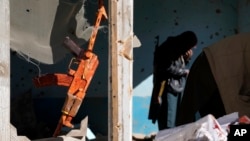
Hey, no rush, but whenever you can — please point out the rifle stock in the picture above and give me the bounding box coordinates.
[33,73,73,87]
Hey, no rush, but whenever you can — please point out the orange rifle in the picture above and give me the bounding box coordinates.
[32,0,107,137]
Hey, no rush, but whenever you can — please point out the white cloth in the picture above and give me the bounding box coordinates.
[155,114,230,141]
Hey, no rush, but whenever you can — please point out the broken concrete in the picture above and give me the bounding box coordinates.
[9,0,90,64]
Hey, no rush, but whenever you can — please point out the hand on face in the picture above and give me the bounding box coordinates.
[183,49,193,61]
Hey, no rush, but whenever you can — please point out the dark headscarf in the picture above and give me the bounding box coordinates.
[153,31,197,71]
[155,31,198,65]
[174,31,198,56]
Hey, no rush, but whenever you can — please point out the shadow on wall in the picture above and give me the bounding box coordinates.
[132,0,238,89]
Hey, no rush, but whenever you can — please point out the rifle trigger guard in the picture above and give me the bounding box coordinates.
[68,57,79,75]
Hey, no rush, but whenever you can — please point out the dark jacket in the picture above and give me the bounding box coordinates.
[203,32,250,117]
[148,55,188,123]
[148,31,197,124]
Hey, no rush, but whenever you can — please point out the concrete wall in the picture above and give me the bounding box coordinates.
[10,0,250,139]
[238,0,250,32]
[132,0,249,135]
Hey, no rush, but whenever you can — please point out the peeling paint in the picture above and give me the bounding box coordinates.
[120,36,133,60]
[116,123,122,130]
[0,63,8,77]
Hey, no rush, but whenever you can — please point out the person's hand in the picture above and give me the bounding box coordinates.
[184,49,193,61]
[185,69,189,75]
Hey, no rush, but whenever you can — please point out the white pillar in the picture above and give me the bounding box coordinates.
[108,0,134,141]
[0,0,10,140]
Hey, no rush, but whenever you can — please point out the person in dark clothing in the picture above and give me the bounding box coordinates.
[148,31,198,130]
[175,52,226,126]
[176,32,250,126]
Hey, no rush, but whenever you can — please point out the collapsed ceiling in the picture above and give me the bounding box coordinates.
[10,0,93,64]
